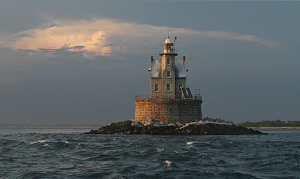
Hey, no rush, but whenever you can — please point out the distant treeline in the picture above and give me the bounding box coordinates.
[238,119,300,127]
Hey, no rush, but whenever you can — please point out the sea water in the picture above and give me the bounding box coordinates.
[1,126,300,179]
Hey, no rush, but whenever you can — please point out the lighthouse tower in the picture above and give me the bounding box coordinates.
[150,36,188,100]
[135,36,202,123]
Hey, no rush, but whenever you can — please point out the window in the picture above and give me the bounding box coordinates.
[167,58,170,65]
[167,71,170,78]
[179,85,182,92]
[155,84,159,92]
[167,83,170,92]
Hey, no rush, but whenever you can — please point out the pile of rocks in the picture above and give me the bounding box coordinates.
[85,119,264,135]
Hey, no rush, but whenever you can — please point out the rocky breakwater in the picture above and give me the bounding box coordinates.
[85,119,264,135]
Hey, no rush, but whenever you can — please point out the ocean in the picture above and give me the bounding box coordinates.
[1,126,300,179]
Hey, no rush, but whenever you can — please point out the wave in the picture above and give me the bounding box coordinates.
[1,129,300,178]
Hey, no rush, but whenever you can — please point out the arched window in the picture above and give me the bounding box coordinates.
[167,58,170,65]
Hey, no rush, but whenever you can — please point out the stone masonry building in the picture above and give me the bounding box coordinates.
[134,36,202,124]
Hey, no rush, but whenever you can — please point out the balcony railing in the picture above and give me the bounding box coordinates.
[135,95,202,101]
[135,95,151,100]
[158,49,178,55]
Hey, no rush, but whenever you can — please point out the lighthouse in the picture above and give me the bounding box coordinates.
[135,36,202,123]
[150,36,189,100]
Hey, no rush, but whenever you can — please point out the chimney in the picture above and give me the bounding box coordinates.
[183,56,185,63]
[151,56,153,62]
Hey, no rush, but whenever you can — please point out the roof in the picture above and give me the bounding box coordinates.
[150,59,187,78]
[164,37,172,44]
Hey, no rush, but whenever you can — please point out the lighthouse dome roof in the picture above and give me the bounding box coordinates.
[165,37,172,43]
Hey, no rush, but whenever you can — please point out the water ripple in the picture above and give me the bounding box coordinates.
[1,128,300,178]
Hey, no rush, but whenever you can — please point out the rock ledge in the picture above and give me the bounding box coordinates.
[85,120,264,135]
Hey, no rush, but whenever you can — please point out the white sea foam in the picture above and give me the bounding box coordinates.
[30,140,49,145]
[164,160,173,167]
[187,141,194,148]
[157,148,164,152]
[187,142,194,145]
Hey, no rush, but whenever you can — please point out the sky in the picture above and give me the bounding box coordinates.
[0,1,299,125]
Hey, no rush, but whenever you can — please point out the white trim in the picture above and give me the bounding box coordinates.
[167,83,171,92]
[167,71,171,78]
[155,84,159,92]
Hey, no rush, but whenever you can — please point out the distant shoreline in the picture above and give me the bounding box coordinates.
[238,120,300,129]
[251,127,300,129]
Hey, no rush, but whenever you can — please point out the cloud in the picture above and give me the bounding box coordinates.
[1,18,279,58]
[184,30,278,48]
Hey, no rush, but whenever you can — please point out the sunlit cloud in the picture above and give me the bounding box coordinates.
[1,18,279,59]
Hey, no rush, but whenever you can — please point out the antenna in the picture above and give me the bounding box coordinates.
[168,27,169,37]
[174,36,177,51]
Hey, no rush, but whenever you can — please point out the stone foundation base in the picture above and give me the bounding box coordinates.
[134,99,202,124]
